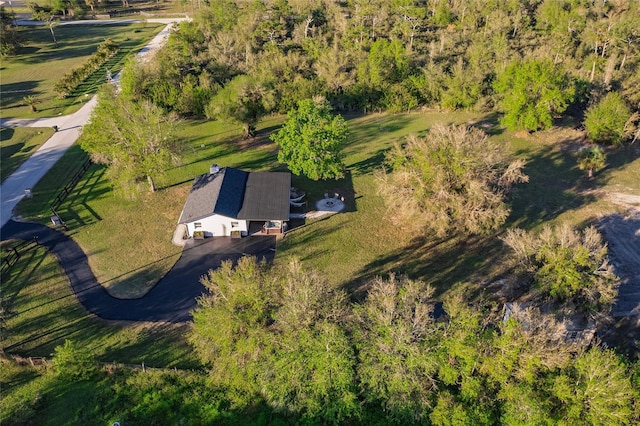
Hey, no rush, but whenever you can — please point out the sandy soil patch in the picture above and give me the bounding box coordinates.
[598,199,640,317]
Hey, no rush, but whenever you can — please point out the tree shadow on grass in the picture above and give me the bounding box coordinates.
[0,80,41,107]
[343,231,509,302]
[506,137,599,229]
[347,148,387,176]
[57,165,109,228]
[467,112,504,136]
[289,170,357,213]
[596,143,640,188]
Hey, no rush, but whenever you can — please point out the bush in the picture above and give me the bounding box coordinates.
[54,38,119,98]
[51,340,97,382]
[584,92,633,145]
[503,224,618,312]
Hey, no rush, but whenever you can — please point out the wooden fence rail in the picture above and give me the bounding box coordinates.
[1,237,40,276]
[50,158,93,213]
[49,158,93,230]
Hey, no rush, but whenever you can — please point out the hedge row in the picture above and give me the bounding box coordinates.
[54,38,119,98]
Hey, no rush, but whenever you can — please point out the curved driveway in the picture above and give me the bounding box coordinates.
[1,219,276,322]
[0,16,268,323]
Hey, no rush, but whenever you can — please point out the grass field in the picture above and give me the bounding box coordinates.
[0,243,199,367]
[7,110,640,363]
[0,22,164,119]
[0,127,54,183]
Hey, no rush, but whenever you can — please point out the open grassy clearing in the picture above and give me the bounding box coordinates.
[0,243,199,368]
[0,126,54,182]
[9,111,640,362]
[0,22,163,119]
[280,116,640,299]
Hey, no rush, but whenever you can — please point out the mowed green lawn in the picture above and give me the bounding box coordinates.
[0,243,198,367]
[0,22,164,119]
[8,110,640,362]
[0,127,54,182]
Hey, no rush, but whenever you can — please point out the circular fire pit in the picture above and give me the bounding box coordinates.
[316,197,345,212]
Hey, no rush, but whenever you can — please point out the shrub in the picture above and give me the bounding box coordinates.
[584,92,633,145]
[54,38,119,98]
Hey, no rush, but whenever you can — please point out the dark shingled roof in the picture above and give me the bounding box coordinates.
[238,172,291,221]
[178,167,290,223]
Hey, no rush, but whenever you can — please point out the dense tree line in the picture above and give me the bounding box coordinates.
[3,250,635,425]
[185,253,633,425]
[121,0,639,138]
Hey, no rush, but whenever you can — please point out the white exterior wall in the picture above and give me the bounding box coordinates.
[186,215,248,237]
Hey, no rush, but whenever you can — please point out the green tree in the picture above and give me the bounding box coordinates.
[376,124,528,237]
[584,92,633,145]
[205,74,273,137]
[51,340,97,382]
[261,261,358,423]
[354,275,438,423]
[80,85,180,196]
[431,293,496,425]
[22,95,39,112]
[271,97,348,180]
[552,347,635,425]
[578,145,606,178]
[189,257,274,403]
[440,58,483,110]
[358,38,409,89]
[502,224,618,312]
[482,308,574,425]
[494,59,575,131]
[31,6,59,47]
[0,7,20,56]
[190,257,358,421]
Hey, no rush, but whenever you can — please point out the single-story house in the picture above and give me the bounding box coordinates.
[178,166,291,238]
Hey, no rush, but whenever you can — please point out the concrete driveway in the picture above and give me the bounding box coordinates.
[0,19,185,228]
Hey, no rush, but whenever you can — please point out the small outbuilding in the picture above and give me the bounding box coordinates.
[178,166,291,238]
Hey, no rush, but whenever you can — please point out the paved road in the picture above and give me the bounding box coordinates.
[0,18,186,228]
[1,219,276,322]
[0,96,98,227]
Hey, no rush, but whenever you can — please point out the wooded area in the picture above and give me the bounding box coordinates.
[3,1,640,424]
[119,0,639,139]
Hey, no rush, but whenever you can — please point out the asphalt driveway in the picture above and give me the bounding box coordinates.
[1,219,276,322]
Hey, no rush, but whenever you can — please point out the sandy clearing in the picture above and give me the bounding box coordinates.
[599,201,640,317]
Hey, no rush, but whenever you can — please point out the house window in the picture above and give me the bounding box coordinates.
[194,222,202,229]
[231,221,239,228]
